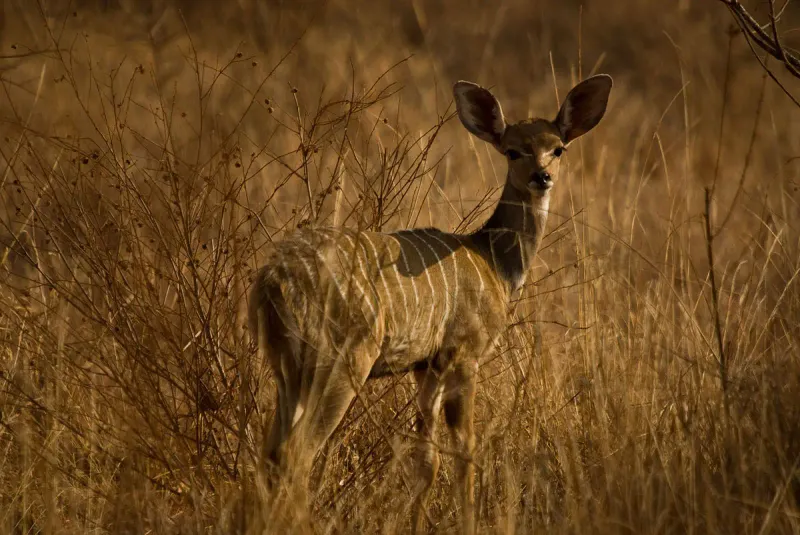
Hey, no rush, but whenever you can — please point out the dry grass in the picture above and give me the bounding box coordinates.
[2,1,800,533]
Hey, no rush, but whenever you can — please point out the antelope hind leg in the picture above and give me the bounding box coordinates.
[281,343,374,497]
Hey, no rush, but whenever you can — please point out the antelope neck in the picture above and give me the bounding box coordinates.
[471,180,549,294]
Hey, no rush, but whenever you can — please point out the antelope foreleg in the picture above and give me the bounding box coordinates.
[411,367,443,534]
[443,362,477,535]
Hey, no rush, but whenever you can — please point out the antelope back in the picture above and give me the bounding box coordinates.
[253,225,508,367]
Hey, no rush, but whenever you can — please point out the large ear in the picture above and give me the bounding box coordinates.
[554,74,612,144]
[453,81,507,146]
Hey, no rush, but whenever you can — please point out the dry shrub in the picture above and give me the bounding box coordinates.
[1,1,800,534]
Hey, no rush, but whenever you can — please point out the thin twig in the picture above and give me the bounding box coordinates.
[716,0,800,106]
[715,59,769,236]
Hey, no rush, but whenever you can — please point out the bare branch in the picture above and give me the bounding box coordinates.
[718,0,800,73]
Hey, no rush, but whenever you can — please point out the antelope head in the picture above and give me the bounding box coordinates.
[453,75,613,198]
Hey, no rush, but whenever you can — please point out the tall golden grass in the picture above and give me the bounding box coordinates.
[1,1,800,533]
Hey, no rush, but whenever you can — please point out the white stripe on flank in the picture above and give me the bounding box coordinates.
[393,232,436,332]
[391,234,419,311]
[385,237,412,327]
[276,252,296,294]
[293,244,317,283]
[340,234,378,321]
[361,233,394,321]
[318,227,340,240]
[290,244,317,319]
[464,249,485,292]
[295,235,346,302]
[422,229,459,314]
[418,229,451,318]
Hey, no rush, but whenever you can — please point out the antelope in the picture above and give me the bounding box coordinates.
[249,74,612,532]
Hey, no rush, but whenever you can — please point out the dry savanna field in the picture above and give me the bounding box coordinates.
[2,0,800,533]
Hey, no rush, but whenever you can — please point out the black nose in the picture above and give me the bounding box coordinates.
[532,170,551,187]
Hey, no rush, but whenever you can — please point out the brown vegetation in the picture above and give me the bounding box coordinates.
[1,1,800,533]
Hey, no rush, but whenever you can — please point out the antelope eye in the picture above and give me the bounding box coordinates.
[506,149,522,161]
[553,147,564,157]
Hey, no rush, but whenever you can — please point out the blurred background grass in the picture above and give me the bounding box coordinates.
[2,0,800,533]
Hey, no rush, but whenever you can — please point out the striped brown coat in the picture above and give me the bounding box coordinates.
[249,74,612,533]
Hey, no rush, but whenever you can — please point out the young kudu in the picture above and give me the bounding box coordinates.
[249,75,612,532]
